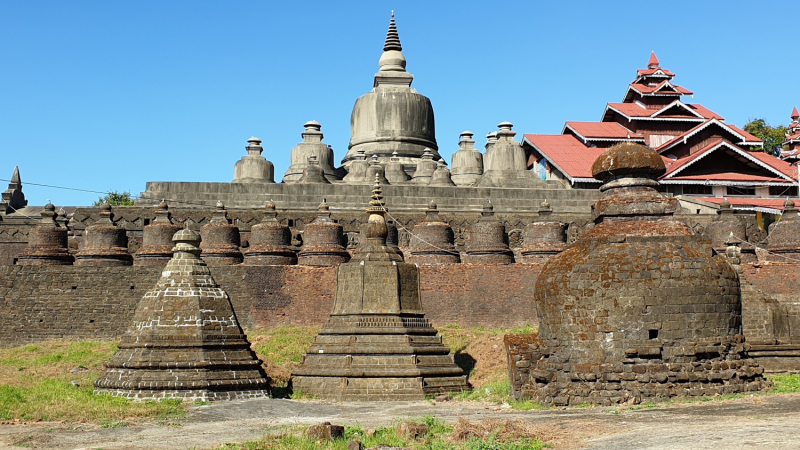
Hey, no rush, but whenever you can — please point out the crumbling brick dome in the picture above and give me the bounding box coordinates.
[524,142,770,406]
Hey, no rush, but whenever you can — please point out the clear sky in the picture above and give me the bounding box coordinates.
[1,1,797,206]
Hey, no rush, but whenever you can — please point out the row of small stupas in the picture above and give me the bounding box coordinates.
[13,191,568,267]
[523,52,799,215]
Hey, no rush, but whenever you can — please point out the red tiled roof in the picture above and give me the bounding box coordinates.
[630,82,693,96]
[607,102,656,117]
[564,121,644,139]
[522,134,606,180]
[686,104,724,120]
[660,138,794,181]
[668,173,792,182]
[793,106,799,120]
[655,119,755,154]
[785,132,800,143]
[636,68,676,77]
[648,52,660,68]
[747,151,797,179]
[693,197,798,213]
[726,124,762,143]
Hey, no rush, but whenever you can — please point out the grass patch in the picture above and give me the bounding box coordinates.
[769,373,800,394]
[247,325,320,396]
[212,416,550,450]
[0,340,187,423]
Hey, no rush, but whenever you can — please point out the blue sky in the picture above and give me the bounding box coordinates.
[1,1,797,206]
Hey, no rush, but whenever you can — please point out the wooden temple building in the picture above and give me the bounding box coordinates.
[522,52,798,215]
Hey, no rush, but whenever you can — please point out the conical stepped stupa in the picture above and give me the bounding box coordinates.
[94,228,270,401]
[292,175,468,400]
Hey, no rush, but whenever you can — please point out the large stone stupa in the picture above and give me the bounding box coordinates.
[94,228,270,401]
[292,176,468,400]
[342,12,440,171]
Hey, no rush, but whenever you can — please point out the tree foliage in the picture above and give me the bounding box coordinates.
[744,118,788,156]
[93,190,135,206]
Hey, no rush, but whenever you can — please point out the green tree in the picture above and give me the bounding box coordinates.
[94,190,136,206]
[744,118,788,156]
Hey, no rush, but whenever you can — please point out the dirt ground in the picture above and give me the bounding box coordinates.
[1,394,799,449]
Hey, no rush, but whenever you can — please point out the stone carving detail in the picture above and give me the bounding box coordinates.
[94,228,270,400]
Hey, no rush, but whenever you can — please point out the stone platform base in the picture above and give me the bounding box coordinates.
[292,375,468,401]
[747,345,800,372]
[94,388,270,402]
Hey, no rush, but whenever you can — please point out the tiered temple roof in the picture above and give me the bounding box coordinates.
[522,52,796,209]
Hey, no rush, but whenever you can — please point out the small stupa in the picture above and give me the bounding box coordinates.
[244,201,297,266]
[296,201,351,266]
[199,201,243,266]
[94,228,270,400]
[74,202,132,266]
[134,200,183,266]
[292,175,468,400]
[405,200,460,264]
[463,200,513,263]
[16,202,73,265]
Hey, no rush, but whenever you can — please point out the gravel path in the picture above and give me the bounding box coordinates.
[1,394,799,449]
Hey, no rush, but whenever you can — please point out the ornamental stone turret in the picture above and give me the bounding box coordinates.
[199,201,243,266]
[134,200,183,266]
[74,203,132,266]
[477,122,537,188]
[451,131,483,186]
[428,160,456,187]
[365,155,389,185]
[703,199,754,262]
[297,201,350,266]
[343,12,440,170]
[16,202,73,265]
[343,149,369,184]
[283,121,339,183]
[233,137,275,183]
[767,199,800,260]
[384,150,411,184]
[244,202,297,266]
[463,200,513,264]
[518,200,568,264]
[518,142,770,406]
[94,228,270,401]
[411,148,438,184]
[297,156,331,184]
[405,200,460,264]
[292,178,468,400]
[1,166,27,215]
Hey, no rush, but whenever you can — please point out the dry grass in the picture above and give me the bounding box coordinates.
[247,326,320,388]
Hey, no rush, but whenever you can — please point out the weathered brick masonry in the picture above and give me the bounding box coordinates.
[0,263,541,347]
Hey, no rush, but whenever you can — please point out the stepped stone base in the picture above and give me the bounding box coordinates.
[95,388,269,401]
[292,376,467,401]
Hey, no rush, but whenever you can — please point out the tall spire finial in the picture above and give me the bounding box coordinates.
[648,51,660,69]
[792,106,799,121]
[383,11,402,52]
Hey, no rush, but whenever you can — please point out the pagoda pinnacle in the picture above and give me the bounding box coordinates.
[10,166,21,185]
[383,11,402,51]
[792,106,799,121]
[648,51,660,69]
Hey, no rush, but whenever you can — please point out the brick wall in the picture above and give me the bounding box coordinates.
[0,263,542,347]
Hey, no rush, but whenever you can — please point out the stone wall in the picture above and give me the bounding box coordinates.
[0,263,541,347]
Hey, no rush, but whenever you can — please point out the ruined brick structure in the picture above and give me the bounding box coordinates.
[296,201,351,266]
[16,202,72,266]
[74,203,132,266]
[517,200,568,264]
[94,228,269,400]
[292,180,469,400]
[508,143,771,406]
